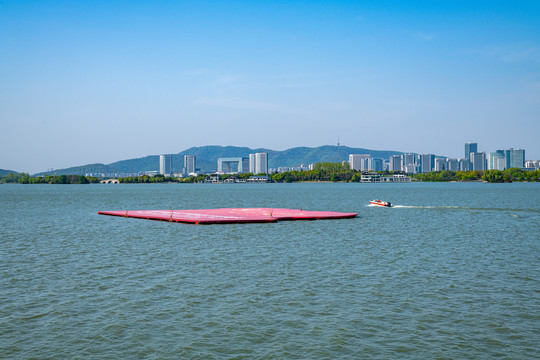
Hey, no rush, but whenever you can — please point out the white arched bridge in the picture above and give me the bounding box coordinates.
[100,179,119,184]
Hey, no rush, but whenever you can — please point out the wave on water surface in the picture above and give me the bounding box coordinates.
[377,204,539,213]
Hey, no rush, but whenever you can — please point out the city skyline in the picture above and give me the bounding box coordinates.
[1,141,536,175]
[1,1,540,174]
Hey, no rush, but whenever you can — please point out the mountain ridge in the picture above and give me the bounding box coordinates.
[0,169,20,176]
[32,145,403,176]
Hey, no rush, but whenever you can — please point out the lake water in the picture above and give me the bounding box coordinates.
[1,182,539,359]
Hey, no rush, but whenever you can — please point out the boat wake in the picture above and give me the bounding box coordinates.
[384,205,539,213]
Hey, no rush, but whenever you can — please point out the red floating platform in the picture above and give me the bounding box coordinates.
[98,208,357,224]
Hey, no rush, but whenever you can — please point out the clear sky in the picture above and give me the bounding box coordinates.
[1,0,539,173]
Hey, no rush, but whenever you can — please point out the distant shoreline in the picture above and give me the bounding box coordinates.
[2,167,539,184]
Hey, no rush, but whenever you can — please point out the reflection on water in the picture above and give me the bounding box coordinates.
[1,182,539,359]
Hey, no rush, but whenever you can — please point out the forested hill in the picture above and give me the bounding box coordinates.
[32,145,403,176]
[0,169,19,176]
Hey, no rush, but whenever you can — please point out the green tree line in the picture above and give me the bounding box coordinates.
[119,174,179,183]
[1,173,100,184]
[3,165,538,184]
[271,163,387,183]
[412,168,540,183]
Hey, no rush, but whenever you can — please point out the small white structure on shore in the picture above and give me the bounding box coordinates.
[361,173,411,183]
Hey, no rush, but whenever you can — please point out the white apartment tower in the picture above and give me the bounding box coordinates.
[255,152,268,174]
[184,155,196,174]
[401,154,415,168]
[159,154,172,176]
[401,153,417,173]
[470,152,486,171]
[487,151,505,170]
[349,154,370,171]
[389,155,402,171]
[249,154,256,173]
[249,152,268,174]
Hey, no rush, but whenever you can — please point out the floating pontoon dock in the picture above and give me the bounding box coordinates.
[98,208,358,225]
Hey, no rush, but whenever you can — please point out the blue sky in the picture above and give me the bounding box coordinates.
[1,0,539,173]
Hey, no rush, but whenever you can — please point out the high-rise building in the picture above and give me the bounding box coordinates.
[159,154,172,176]
[242,158,250,173]
[470,152,486,171]
[435,158,447,171]
[368,158,383,172]
[465,142,477,163]
[349,154,370,171]
[255,152,268,174]
[493,156,506,170]
[504,148,525,169]
[249,154,257,173]
[401,154,415,168]
[399,154,418,173]
[218,157,249,173]
[420,154,434,173]
[487,151,505,170]
[458,158,469,172]
[360,158,370,171]
[248,153,268,174]
[389,155,401,171]
[184,155,196,174]
[447,158,459,171]
[525,160,540,169]
[402,164,418,174]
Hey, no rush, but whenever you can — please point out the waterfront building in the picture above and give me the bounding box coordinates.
[349,154,370,171]
[361,173,411,183]
[247,175,270,183]
[504,148,525,169]
[184,155,196,175]
[205,175,221,183]
[470,152,486,171]
[420,154,434,173]
[459,158,469,172]
[487,151,505,170]
[159,154,172,176]
[389,155,401,171]
[447,158,459,171]
[434,158,447,171]
[271,164,310,173]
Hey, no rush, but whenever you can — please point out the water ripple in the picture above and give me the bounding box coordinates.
[1,183,539,359]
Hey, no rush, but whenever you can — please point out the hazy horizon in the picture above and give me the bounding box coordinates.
[2,1,539,174]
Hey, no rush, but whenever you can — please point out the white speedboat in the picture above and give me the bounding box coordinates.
[369,199,392,207]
